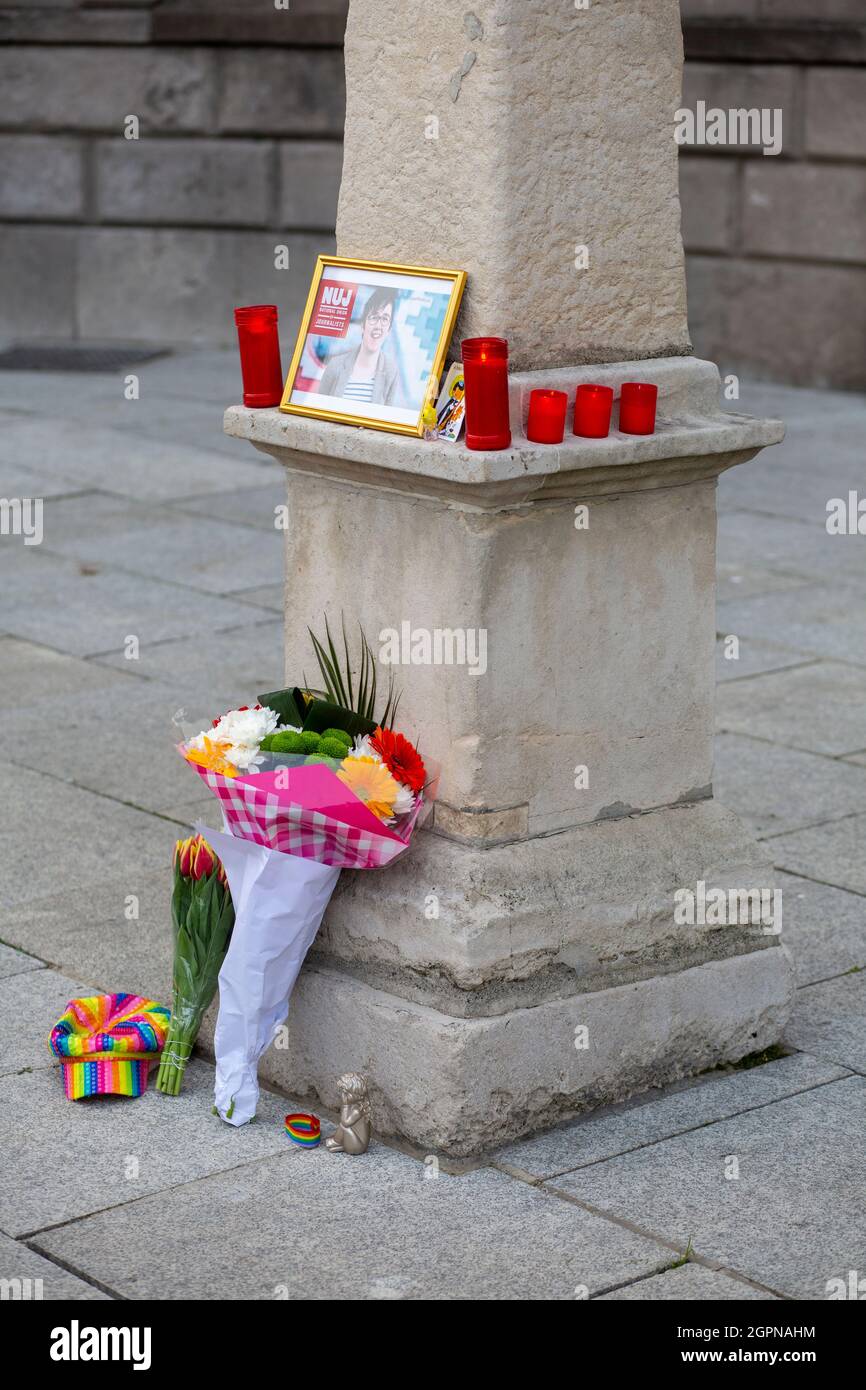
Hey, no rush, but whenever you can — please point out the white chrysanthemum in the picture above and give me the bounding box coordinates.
[213,705,279,750]
[228,743,265,772]
[392,783,415,817]
[347,734,380,762]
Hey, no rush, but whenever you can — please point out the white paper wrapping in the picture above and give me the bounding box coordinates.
[197,823,340,1126]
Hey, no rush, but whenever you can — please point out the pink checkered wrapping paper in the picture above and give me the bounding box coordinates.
[188,761,425,870]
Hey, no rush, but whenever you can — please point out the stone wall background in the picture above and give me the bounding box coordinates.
[0,0,863,388]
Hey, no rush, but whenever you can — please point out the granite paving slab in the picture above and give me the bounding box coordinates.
[0,548,264,659]
[494,1052,846,1180]
[717,507,866,594]
[549,1076,866,1300]
[0,416,273,502]
[3,680,222,814]
[717,586,866,670]
[770,814,866,896]
[171,482,286,531]
[0,459,89,500]
[0,1232,110,1301]
[724,381,863,430]
[0,942,45,980]
[714,732,866,838]
[715,637,813,685]
[0,373,127,415]
[716,662,866,756]
[0,969,91,1077]
[595,1263,778,1300]
[716,564,810,604]
[785,972,866,1075]
[8,391,224,435]
[0,354,239,420]
[159,796,227,836]
[0,872,174,1008]
[718,413,866,525]
[229,584,284,613]
[92,617,284,703]
[32,1148,673,1301]
[775,871,866,986]
[0,1061,292,1237]
[0,762,173,911]
[135,349,241,407]
[37,493,282,597]
[133,415,254,461]
[0,635,144,712]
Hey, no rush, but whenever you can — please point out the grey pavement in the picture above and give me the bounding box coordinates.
[1,354,864,1300]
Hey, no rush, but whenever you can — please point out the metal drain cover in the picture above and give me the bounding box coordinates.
[0,343,172,372]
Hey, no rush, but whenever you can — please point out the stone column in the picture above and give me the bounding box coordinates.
[225,0,793,1156]
[336,0,691,369]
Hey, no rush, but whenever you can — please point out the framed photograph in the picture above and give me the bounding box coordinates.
[280,256,467,437]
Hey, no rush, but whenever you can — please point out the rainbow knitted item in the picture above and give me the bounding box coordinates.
[49,993,170,1100]
[284,1112,321,1147]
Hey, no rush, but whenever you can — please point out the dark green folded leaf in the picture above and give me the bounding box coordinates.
[258,687,306,729]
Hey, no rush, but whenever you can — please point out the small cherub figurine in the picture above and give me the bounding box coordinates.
[324,1072,372,1155]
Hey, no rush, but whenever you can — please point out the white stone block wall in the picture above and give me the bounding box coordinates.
[0,0,863,386]
[680,0,866,388]
[0,1,348,344]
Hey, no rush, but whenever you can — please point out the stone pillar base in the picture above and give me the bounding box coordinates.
[251,799,794,1157]
[259,946,793,1158]
[224,355,792,1157]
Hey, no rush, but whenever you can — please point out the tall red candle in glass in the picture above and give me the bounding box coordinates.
[462,337,512,450]
[573,384,613,438]
[234,304,283,408]
[619,382,658,435]
[527,389,568,444]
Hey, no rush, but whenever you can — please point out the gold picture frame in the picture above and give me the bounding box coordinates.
[280,256,467,438]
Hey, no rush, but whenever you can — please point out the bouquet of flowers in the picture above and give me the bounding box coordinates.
[156,834,235,1096]
[178,619,432,1125]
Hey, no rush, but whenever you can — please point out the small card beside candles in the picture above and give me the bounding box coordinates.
[433,363,466,442]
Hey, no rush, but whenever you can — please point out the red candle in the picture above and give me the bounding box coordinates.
[462,337,512,450]
[527,388,568,444]
[234,304,283,408]
[573,383,613,438]
[619,382,658,435]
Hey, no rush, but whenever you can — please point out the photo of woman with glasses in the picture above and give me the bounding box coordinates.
[283,257,466,435]
[318,287,400,407]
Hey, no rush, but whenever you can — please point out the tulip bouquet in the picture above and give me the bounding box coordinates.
[155,834,235,1096]
[177,619,433,1125]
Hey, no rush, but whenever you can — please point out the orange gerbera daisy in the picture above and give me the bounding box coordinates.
[337,755,399,822]
[369,726,426,793]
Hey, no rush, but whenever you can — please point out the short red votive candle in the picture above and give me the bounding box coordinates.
[234,304,283,408]
[619,382,658,435]
[526,388,568,444]
[573,383,614,438]
[462,337,512,450]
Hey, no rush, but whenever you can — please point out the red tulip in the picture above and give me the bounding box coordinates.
[193,839,215,880]
[175,836,193,877]
[174,833,222,883]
